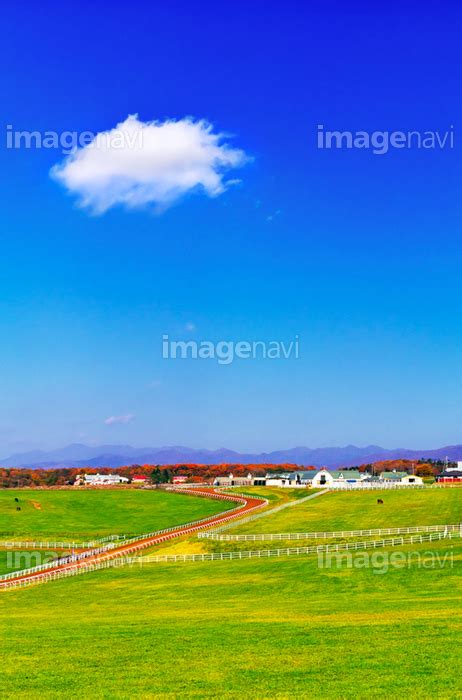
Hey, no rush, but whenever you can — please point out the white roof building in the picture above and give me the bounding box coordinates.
[79,473,129,485]
[266,468,367,488]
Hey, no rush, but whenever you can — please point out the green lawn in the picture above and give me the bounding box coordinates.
[0,550,56,575]
[0,489,230,541]
[227,486,318,504]
[227,488,462,535]
[0,538,460,698]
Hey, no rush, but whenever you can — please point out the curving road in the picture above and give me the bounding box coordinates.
[0,488,267,589]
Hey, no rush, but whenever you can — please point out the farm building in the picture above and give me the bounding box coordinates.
[265,470,319,487]
[400,474,424,485]
[213,473,267,487]
[378,471,423,485]
[379,471,408,482]
[172,475,189,484]
[212,468,424,490]
[437,470,462,483]
[265,469,368,488]
[76,473,130,486]
[312,469,367,487]
[265,469,423,488]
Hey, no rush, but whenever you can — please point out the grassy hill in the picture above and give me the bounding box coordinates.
[0,489,230,541]
[1,487,461,697]
[0,538,460,698]
[226,488,462,535]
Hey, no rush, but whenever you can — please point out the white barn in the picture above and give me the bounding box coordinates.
[265,468,368,488]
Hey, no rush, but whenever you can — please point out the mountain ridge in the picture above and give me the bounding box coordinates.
[1,442,461,469]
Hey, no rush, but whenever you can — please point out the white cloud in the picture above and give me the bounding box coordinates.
[51,115,249,214]
[104,414,135,426]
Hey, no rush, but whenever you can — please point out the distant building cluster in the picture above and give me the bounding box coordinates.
[75,473,130,486]
[213,468,424,489]
[73,462,462,490]
[74,473,151,486]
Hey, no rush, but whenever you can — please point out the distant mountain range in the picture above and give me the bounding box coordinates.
[1,442,461,470]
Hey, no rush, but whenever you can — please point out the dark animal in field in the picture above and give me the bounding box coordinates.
[377,498,384,504]
[14,497,19,502]
[16,506,21,511]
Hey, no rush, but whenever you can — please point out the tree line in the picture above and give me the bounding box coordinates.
[0,458,443,488]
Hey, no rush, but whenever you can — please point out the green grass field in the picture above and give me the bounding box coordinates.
[226,488,462,535]
[1,487,461,698]
[232,486,319,504]
[0,550,52,575]
[0,538,460,698]
[0,489,230,540]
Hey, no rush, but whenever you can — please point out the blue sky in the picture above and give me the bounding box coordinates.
[0,2,461,455]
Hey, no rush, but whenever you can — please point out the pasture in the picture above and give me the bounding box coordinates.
[0,550,46,575]
[0,489,230,541]
[1,486,461,698]
[226,488,462,535]
[0,537,460,698]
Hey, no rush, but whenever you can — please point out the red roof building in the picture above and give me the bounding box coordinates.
[172,475,188,484]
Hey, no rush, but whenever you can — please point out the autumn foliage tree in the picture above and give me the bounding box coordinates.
[0,458,444,488]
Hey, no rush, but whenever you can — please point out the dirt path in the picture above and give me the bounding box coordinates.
[0,488,267,589]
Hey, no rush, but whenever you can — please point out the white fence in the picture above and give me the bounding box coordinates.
[0,488,268,586]
[2,529,459,590]
[324,483,462,490]
[116,488,267,548]
[141,529,460,562]
[0,540,90,550]
[199,523,462,541]
[0,534,127,550]
[0,556,130,590]
[198,489,328,536]
[0,543,117,582]
[326,483,426,490]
